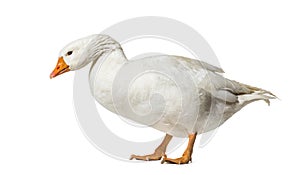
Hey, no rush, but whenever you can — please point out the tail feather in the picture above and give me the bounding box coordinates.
[239,83,278,99]
[220,79,277,119]
[236,83,277,107]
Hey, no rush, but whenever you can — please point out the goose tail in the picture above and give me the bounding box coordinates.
[237,83,278,107]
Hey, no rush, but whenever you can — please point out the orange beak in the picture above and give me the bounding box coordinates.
[50,57,70,79]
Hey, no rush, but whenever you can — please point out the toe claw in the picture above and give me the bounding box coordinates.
[161,155,167,164]
[129,154,136,160]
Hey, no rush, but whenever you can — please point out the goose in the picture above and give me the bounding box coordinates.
[50,34,276,164]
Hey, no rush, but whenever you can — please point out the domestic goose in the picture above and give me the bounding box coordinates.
[50,34,276,164]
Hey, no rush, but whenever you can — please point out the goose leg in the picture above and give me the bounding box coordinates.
[161,133,197,164]
[130,134,173,161]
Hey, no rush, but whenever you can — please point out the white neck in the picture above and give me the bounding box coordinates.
[89,48,128,111]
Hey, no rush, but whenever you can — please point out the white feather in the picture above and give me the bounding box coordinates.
[60,34,276,137]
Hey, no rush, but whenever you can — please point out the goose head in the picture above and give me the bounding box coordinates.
[50,34,120,79]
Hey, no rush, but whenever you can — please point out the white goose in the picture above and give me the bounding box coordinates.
[50,34,276,164]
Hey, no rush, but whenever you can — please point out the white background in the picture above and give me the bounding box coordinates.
[0,0,299,174]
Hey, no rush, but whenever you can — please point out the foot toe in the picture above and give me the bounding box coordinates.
[161,155,191,164]
[130,154,162,161]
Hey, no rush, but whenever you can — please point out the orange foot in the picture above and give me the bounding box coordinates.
[161,133,197,164]
[130,134,172,161]
[161,154,191,164]
[130,152,164,161]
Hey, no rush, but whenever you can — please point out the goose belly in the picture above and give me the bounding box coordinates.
[108,72,216,137]
[91,64,228,137]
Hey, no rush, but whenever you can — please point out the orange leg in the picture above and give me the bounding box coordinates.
[130,134,173,161]
[161,133,197,164]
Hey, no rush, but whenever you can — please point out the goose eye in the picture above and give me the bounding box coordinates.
[66,51,73,56]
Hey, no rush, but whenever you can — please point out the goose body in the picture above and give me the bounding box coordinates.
[50,34,276,163]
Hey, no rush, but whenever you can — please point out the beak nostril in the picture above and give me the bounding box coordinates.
[50,57,69,79]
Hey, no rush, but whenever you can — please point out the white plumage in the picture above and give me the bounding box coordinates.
[51,34,276,163]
